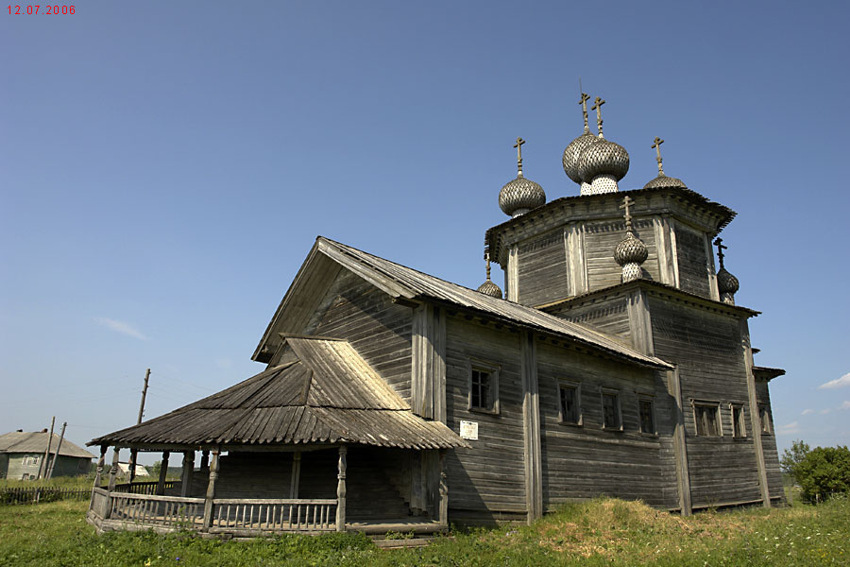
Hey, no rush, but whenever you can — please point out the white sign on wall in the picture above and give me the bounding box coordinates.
[459,420,478,441]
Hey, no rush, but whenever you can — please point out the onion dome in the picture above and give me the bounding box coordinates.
[562,93,598,187]
[613,196,646,283]
[577,138,630,183]
[713,238,739,304]
[499,137,546,217]
[477,254,503,298]
[643,137,687,190]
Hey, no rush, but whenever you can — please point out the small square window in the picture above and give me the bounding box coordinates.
[469,362,499,414]
[731,404,746,438]
[602,391,622,430]
[759,405,771,434]
[639,397,655,434]
[694,403,721,436]
[559,383,581,425]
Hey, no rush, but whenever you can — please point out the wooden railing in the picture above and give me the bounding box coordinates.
[89,487,110,519]
[211,499,338,532]
[112,481,177,495]
[108,492,205,528]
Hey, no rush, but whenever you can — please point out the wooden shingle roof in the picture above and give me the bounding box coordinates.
[90,338,468,451]
[0,431,94,459]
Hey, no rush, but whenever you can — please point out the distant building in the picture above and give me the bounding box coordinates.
[0,430,94,479]
[116,462,150,479]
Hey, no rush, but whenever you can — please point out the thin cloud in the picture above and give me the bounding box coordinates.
[818,372,850,390]
[776,421,801,435]
[841,401,850,411]
[94,317,149,341]
[801,409,815,416]
[820,409,832,415]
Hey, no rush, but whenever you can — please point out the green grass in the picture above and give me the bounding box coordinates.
[1,497,847,566]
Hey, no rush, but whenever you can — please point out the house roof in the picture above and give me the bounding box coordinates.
[0,431,95,459]
[90,338,469,451]
[255,237,672,370]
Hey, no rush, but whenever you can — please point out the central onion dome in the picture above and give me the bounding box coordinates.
[577,138,630,183]
[643,137,687,190]
[563,131,598,184]
[499,137,546,218]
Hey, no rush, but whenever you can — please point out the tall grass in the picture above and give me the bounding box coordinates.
[0,496,847,566]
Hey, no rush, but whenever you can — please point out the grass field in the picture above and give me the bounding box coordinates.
[0,496,847,566]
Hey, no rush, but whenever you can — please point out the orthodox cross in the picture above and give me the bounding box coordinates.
[484,251,493,282]
[619,195,635,232]
[713,238,727,269]
[652,137,666,176]
[579,92,591,133]
[591,97,606,138]
[514,137,525,176]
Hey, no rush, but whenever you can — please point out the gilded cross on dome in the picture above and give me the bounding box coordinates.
[652,137,666,176]
[619,195,635,232]
[579,92,591,133]
[713,238,728,269]
[591,97,606,138]
[514,137,526,176]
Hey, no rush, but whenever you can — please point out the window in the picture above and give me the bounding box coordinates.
[469,362,499,413]
[759,405,771,434]
[558,383,581,425]
[638,396,656,434]
[22,455,40,466]
[694,403,721,436]
[731,404,746,438]
[602,390,622,430]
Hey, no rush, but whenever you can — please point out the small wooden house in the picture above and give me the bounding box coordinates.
[0,431,94,480]
[87,105,785,536]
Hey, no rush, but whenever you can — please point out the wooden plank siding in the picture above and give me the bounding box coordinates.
[673,224,712,298]
[516,230,569,307]
[310,269,413,401]
[444,316,527,517]
[755,382,784,500]
[548,297,631,344]
[584,219,659,293]
[535,340,678,510]
[648,295,765,507]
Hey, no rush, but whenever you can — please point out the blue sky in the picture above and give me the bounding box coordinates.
[2,1,848,463]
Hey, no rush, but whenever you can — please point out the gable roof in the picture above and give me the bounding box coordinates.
[0,431,94,459]
[90,338,468,451]
[255,237,672,370]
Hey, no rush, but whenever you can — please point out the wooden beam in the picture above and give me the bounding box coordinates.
[627,288,655,355]
[93,445,107,488]
[156,451,170,496]
[741,320,771,508]
[335,446,347,532]
[438,450,448,528]
[520,331,543,524]
[667,367,692,515]
[180,451,195,498]
[202,449,220,530]
[107,447,120,492]
[289,452,302,499]
[411,304,446,422]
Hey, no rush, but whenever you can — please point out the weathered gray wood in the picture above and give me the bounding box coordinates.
[652,216,676,286]
[335,446,347,532]
[411,304,446,421]
[741,320,771,508]
[520,331,543,523]
[107,447,120,492]
[627,288,654,355]
[507,245,519,301]
[438,450,448,527]
[93,445,107,488]
[566,223,587,296]
[180,451,195,498]
[516,230,569,307]
[289,452,301,499]
[667,367,692,515]
[202,449,220,530]
[38,416,56,480]
[156,451,170,496]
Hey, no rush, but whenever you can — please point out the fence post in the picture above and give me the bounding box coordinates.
[104,447,120,519]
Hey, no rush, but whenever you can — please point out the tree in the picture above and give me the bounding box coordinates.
[793,445,850,504]
[781,439,810,476]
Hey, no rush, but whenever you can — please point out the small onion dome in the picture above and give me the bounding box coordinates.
[562,131,598,184]
[643,173,687,190]
[477,278,503,299]
[577,138,630,183]
[614,231,648,266]
[499,176,546,217]
[716,267,740,296]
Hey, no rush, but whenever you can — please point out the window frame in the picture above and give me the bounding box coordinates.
[557,381,582,426]
[601,388,623,431]
[637,394,657,435]
[692,401,722,437]
[467,359,500,415]
[730,403,747,439]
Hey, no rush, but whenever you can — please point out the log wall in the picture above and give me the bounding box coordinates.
[755,382,784,500]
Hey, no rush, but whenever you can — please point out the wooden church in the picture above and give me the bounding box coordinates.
[87,95,784,536]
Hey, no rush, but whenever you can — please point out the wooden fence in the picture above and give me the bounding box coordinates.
[210,498,338,532]
[0,486,91,505]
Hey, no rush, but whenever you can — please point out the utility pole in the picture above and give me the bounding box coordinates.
[38,416,56,480]
[46,422,67,480]
[128,369,150,483]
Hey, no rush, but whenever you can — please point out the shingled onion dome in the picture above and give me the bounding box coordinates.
[499,137,546,217]
[713,238,739,304]
[563,92,599,195]
[476,253,503,298]
[643,136,688,190]
[614,196,647,282]
[577,97,629,194]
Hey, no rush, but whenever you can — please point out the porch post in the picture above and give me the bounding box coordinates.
[180,451,195,497]
[438,449,448,527]
[107,447,120,491]
[335,446,347,532]
[93,445,107,487]
[289,452,302,499]
[128,449,138,484]
[156,451,170,495]
[202,449,220,531]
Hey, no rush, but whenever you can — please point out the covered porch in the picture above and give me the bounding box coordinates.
[87,337,465,536]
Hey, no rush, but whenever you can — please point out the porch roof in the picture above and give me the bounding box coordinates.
[90,338,468,451]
